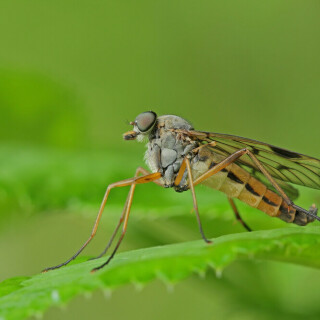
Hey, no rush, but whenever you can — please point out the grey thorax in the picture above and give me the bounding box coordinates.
[144,115,199,189]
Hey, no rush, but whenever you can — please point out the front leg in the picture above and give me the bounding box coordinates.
[90,167,162,260]
[42,170,161,272]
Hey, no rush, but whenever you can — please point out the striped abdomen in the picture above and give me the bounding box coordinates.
[191,149,313,226]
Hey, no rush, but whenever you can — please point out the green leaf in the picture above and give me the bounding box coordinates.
[1,227,320,320]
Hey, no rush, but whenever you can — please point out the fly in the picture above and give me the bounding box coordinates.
[43,111,320,273]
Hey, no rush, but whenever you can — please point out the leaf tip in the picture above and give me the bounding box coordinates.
[103,289,112,299]
[215,268,223,279]
[132,281,145,292]
[193,268,206,279]
[51,290,60,303]
[84,292,93,300]
[34,312,43,320]
[165,282,175,294]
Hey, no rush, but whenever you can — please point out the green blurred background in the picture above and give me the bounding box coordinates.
[0,0,320,319]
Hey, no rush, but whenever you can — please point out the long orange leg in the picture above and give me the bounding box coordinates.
[91,172,161,272]
[173,151,252,239]
[173,150,253,241]
[43,171,161,272]
[90,167,162,260]
[227,197,252,232]
[174,157,211,243]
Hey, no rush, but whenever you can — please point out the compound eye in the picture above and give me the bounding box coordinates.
[135,111,157,132]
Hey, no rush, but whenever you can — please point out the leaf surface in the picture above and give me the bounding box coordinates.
[1,227,320,320]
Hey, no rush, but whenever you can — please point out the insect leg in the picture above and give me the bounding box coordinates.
[174,157,211,243]
[90,167,162,260]
[227,197,252,232]
[42,171,161,272]
[88,193,130,261]
[91,172,161,272]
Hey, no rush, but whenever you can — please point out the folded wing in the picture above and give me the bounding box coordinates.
[180,130,320,190]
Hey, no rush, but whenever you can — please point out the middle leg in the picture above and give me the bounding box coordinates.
[227,197,252,232]
[174,157,211,243]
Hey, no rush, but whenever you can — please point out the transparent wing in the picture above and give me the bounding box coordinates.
[179,129,320,190]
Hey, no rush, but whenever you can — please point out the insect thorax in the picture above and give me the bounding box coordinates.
[144,115,198,189]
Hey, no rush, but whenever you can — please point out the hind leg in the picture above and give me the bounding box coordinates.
[228,197,252,232]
